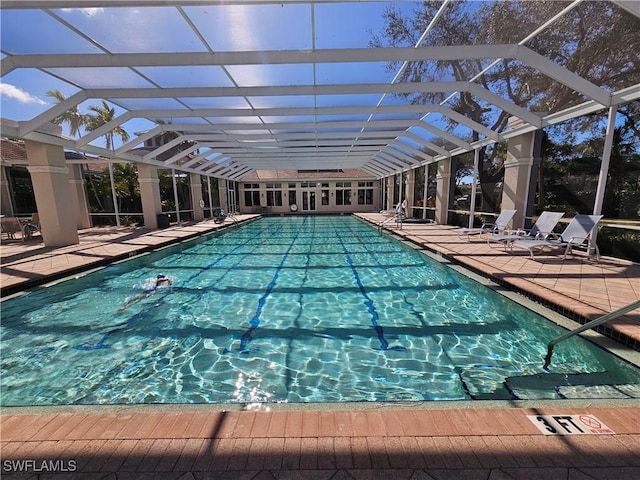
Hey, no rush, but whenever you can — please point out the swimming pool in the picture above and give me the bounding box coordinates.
[1,215,639,406]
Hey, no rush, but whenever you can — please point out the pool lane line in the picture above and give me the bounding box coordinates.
[74,219,285,351]
[332,218,405,352]
[284,220,314,397]
[229,216,308,354]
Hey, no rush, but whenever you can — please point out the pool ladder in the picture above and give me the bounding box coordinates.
[226,211,240,226]
[543,299,640,369]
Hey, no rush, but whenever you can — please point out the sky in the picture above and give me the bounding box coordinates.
[1,1,631,164]
[0,2,424,150]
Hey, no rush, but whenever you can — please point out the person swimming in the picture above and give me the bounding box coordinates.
[118,274,173,313]
[155,274,172,287]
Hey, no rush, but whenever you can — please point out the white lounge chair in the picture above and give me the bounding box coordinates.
[458,209,516,241]
[512,214,603,260]
[380,200,406,216]
[487,211,564,251]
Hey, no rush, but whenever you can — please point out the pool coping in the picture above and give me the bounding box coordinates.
[2,396,639,416]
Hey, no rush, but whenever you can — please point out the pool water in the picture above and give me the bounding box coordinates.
[1,216,639,406]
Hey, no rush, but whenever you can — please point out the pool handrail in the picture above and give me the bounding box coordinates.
[378,200,406,232]
[543,299,640,369]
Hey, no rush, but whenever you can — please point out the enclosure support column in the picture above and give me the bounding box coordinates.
[591,106,617,252]
[422,169,428,220]
[503,120,543,229]
[206,177,214,219]
[171,169,180,223]
[220,179,229,212]
[435,157,452,225]
[25,140,79,247]
[405,169,415,218]
[190,172,204,222]
[69,164,91,229]
[138,163,162,229]
[468,149,480,228]
[108,163,120,227]
[386,176,394,211]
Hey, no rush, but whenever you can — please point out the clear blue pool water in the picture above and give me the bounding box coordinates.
[1,215,639,406]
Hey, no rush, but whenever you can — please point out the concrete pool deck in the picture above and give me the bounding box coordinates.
[1,213,639,479]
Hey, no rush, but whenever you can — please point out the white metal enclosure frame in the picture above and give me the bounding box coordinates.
[1,0,639,182]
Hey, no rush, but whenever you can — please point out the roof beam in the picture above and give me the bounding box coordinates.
[388,142,432,162]
[2,45,518,73]
[73,112,134,149]
[17,90,87,137]
[516,46,611,106]
[85,82,470,99]
[162,144,199,166]
[414,123,471,150]
[111,125,162,155]
[142,135,188,161]
[437,106,500,141]
[133,104,436,119]
[402,131,451,158]
[468,83,543,128]
[181,130,405,142]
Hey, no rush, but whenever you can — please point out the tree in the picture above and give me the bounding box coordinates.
[574,117,640,218]
[85,100,130,149]
[371,0,640,210]
[153,120,197,162]
[46,89,87,137]
[112,162,141,213]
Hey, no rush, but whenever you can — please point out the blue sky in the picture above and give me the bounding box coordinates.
[1,2,424,149]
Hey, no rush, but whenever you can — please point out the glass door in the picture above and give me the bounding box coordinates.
[301,183,317,212]
[226,180,238,213]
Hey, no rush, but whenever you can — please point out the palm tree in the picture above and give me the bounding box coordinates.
[45,89,87,137]
[85,100,130,149]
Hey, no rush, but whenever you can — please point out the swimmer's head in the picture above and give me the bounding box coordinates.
[157,274,166,279]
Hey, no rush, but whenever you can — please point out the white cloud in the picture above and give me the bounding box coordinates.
[61,7,104,16]
[0,84,47,105]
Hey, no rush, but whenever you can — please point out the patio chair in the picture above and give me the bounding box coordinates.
[213,208,227,224]
[380,200,406,216]
[487,211,565,250]
[29,213,41,233]
[1,216,30,242]
[458,209,516,241]
[512,214,603,260]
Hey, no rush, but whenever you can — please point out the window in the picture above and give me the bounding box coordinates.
[266,183,283,207]
[357,181,374,205]
[243,183,260,207]
[335,182,351,205]
[288,183,297,206]
[321,183,329,206]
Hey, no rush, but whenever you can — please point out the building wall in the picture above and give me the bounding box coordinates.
[238,180,380,214]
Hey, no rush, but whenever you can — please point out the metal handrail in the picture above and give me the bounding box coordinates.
[378,213,403,232]
[543,299,640,369]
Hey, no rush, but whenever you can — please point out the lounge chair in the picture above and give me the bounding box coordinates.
[458,209,516,241]
[512,214,603,260]
[380,200,406,216]
[29,213,41,233]
[487,211,564,250]
[1,216,31,242]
